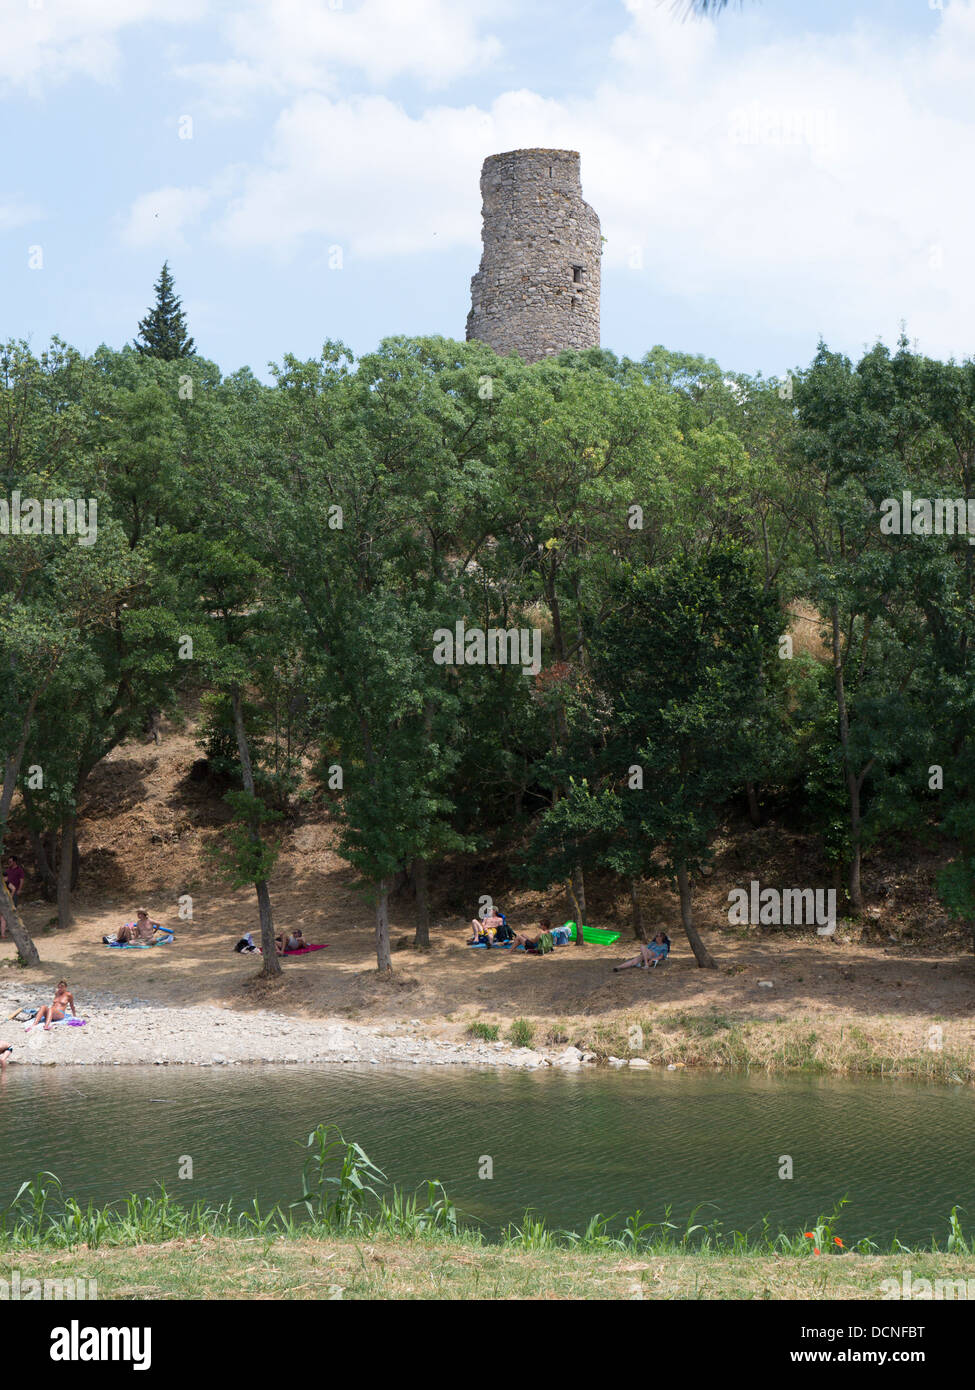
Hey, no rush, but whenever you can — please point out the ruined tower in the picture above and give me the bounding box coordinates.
[466,148,601,363]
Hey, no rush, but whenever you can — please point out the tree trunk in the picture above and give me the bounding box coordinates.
[255,877,277,977]
[375,877,393,976]
[570,866,587,945]
[0,879,40,967]
[24,810,57,901]
[56,811,76,929]
[413,857,430,949]
[746,781,761,827]
[230,685,280,978]
[572,865,587,918]
[566,877,582,928]
[629,878,648,942]
[676,862,716,968]
[0,692,39,829]
[830,603,864,912]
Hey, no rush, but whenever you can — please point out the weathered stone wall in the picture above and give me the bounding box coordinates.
[466,148,601,363]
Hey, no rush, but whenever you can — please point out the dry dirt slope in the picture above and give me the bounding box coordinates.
[1,715,973,1066]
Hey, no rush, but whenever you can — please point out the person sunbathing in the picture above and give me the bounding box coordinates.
[614,931,671,971]
[26,979,76,1031]
[110,909,163,945]
[510,921,555,955]
[0,1041,12,1071]
[283,930,307,952]
[468,907,504,946]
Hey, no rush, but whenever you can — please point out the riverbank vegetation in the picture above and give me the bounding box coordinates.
[2,1128,972,1299]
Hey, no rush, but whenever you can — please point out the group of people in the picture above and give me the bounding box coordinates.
[103,909,166,946]
[467,910,572,954]
[0,855,25,938]
[234,928,310,955]
[468,906,672,968]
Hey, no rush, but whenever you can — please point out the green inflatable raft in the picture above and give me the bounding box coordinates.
[563,921,621,945]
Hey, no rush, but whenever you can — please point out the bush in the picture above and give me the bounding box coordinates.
[509,1018,535,1048]
[467,1021,500,1042]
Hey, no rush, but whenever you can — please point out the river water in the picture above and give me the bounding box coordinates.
[1,1065,972,1245]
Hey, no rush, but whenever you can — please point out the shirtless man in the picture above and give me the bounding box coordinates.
[116,909,163,944]
[0,1041,12,1072]
[26,980,76,1032]
[468,907,504,945]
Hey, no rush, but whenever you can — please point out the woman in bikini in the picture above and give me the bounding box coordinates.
[26,979,77,1031]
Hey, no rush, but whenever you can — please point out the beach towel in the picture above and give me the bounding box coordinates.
[251,942,329,956]
[468,940,513,949]
[105,926,175,950]
[23,1016,86,1031]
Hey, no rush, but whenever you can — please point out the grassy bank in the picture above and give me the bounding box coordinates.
[553,1011,975,1082]
[8,1237,975,1300]
[3,1127,974,1301]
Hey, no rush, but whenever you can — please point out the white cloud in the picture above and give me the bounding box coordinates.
[121,185,213,249]
[0,0,204,93]
[175,0,502,104]
[176,0,975,361]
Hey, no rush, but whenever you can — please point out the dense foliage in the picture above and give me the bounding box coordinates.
[3,332,974,971]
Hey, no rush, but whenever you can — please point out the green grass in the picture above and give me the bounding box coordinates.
[13,1238,975,1300]
[467,1021,500,1042]
[508,1018,535,1048]
[2,1128,973,1270]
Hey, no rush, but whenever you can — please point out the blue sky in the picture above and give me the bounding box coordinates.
[2,0,970,381]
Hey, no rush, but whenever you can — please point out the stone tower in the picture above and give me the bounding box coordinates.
[466,148,601,362]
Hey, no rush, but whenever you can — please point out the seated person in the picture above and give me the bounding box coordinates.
[614,931,671,972]
[283,929,307,952]
[510,921,555,955]
[468,906,505,946]
[111,909,163,945]
[25,979,76,1032]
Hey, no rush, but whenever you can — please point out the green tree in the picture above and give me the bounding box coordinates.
[134,262,195,361]
[591,546,782,966]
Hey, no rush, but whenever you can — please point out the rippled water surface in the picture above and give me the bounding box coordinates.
[1,1066,972,1243]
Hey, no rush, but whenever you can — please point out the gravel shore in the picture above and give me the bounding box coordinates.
[0,987,596,1071]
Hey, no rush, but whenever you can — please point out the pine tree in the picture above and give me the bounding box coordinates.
[134,261,195,360]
